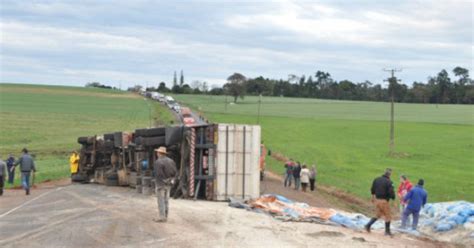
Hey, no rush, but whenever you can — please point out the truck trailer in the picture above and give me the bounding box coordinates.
[74,123,261,201]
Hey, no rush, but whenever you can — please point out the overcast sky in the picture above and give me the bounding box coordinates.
[0,0,472,89]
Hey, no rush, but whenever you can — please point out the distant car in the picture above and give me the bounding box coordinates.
[171,104,181,113]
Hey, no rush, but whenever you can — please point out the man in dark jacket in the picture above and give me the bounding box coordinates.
[153,146,177,222]
[6,154,15,184]
[401,179,428,230]
[365,168,396,236]
[293,162,302,190]
[12,148,36,195]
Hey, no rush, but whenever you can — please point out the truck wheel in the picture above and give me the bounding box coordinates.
[143,136,166,146]
[77,137,91,145]
[105,178,119,186]
[104,133,115,141]
[135,128,166,137]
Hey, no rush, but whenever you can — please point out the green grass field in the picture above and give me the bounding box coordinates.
[173,94,474,202]
[0,83,174,187]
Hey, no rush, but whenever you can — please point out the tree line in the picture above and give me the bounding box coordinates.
[141,66,473,104]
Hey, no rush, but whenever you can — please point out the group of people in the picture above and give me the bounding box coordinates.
[365,168,428,236]
[0,148,37,196]
[283,159,317,192]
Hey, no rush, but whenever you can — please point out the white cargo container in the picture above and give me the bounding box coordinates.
[214,124,261,201]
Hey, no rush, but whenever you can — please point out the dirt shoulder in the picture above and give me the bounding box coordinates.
[262,171,376,215]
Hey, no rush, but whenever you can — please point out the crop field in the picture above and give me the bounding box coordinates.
[174,94,474,202]
[0,83,174,187]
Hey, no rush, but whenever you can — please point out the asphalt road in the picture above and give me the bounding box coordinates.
[0,184,165,248]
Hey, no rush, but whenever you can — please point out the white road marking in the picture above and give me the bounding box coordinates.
[0,187,62,219]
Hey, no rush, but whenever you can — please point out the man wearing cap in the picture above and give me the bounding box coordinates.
[12,148,36,195]
[401,179,428,230]
[153,146,177,222]
[365,168,396,236]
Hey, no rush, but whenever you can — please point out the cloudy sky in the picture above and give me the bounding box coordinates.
[0,0,472,89]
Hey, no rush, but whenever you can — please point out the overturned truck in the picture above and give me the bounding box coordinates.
[74,124,261,201]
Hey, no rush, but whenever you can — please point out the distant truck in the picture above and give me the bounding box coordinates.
[181,107,195,126]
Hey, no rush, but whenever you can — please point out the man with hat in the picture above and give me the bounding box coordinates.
[401,179,428,230]
[153,146,177,222]
[365,168,396,236]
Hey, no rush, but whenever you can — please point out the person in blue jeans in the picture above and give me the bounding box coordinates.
[401,179,428,230]
[12,148,36,195]
[6,154,15,184]
[284,159,295,187]
[293,162,302,190]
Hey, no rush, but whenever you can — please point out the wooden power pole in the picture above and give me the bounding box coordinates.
[383,68,402,156]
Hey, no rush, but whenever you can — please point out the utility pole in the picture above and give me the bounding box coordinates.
[383,68,402,156]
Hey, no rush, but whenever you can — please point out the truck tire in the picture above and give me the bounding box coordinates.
[143,136,166,146]
[105,178,118,186]
[104,133,115,141]
[135,128,166,137]
[77,136,91,145]
[72,174,87,182]
[113,132,122,147]
[104,140,114,150]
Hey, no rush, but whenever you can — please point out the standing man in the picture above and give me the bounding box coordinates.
[0,157,6,196]
[309,164,317,191]
[6,154,15,184]
[283,159,294,187]
[401,179,428,230]
[69,151,80,177]
[293,162,302,191]
[365,168,396,236]
[153,146,177,222]
[12,148,36,195]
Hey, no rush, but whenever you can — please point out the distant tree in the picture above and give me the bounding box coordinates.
[85,82,113,89]
[127,85,143,92]
[225,73,247,103]
[181,84,193,94]
[201,81,209,93]
[315,71,332,98]
[452,67,471,103]
[158,82,170,93]
[210,87,225,95]
[434,69,452,103]
[173,71,177,87]
[180,70,184,86]
[171,85,181,94]
[453,67,469,82]
[191,80,203,91]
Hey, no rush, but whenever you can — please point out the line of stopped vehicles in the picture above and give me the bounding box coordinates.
[141,91,196,126]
